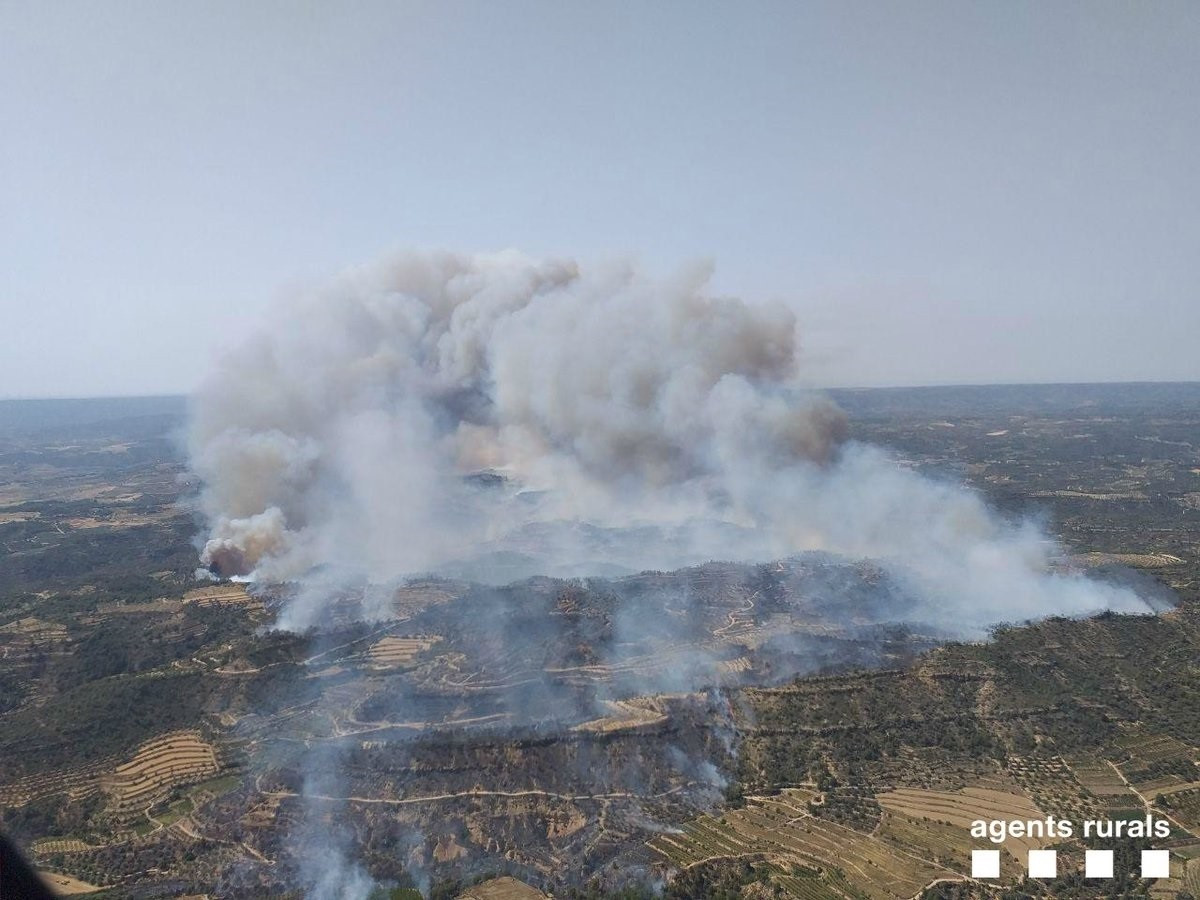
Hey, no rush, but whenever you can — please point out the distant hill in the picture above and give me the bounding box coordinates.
[0,396,186,438]
[829,381,1200,419]
[5,383,1198,435]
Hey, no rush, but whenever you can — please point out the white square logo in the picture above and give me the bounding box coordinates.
[1028,849,1057,879]
[972,849,1000,879]
[1142,849,1170,879]
[1085,849,1114,878]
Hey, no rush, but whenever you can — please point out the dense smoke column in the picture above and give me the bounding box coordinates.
[189,251,844,581]
[189,249,1151,633]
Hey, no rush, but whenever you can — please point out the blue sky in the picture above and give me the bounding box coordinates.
[2,1,1197,396]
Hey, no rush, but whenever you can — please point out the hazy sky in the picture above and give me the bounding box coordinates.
[2,1,1197,398]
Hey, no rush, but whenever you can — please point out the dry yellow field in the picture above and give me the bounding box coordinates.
[32,838,96,854]
[0,616,68,639]
[0,510,38,523]
[717,656,752,674]
[572,697,669,733]
[392,582,457,617]
[62,511,167,529]
[876,808,979,872]
[38,871,104,894]
[1141,776,1200,798]
[182,584,260,608]
[1033,490,1148,502]
[101,730,220,815]
[368,634,441,668]
[649,788,954,899]
[94,599,184,616]
[877,785,1049,859]
[1072,551,1182,568]
[457,875,547,899]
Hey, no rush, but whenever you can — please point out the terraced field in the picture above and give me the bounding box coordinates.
[0,759,110,806]
[1183,856,1200,896]
[718,656,752,675]
[1112,732,1200,796]
[368,634,442,669]
[101,731,220,818]
[0,616,68,641]
[572,696,671,733]
[1007,755,1098,821]
[1067,755,1133,797]
[1073,552,1184,568]
[773,866,869,900]
[1113,731,1196,766]
[458,875,548,898]
[876,785,1048,858]
[182,584,260,608]
[31,838,96,854]
[876,809,974,871]
[1158,786,1200,830]
[649,788,953,899]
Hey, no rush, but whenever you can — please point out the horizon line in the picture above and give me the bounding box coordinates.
[2,377,1199,403]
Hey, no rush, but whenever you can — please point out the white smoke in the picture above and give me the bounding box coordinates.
[189,249,1150,632]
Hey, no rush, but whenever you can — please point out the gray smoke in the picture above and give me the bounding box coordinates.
[189,249,1150,633]
[295,741,375,900]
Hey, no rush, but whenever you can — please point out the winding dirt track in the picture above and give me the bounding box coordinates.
[262,785,691,805]
[713,591,757,638]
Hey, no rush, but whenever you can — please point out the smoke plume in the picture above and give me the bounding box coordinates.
[189,249,1150,632]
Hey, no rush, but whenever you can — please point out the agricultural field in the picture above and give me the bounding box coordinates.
[38,871,106,895]
[1110,730,1200,796]
[100,731,221,821]
[649,788,951,899]
[876,808,976,873]
[1006,754,1100,821]
[876,784,1046,858]
[182,583,262,610]
[0,759,109,808]
[367,633,442,669]
[1182,856,1200,896]
[1067,754,1134,797]
[32,838,97,854]
[572,696,671,733]
[1157,786,1200,831]
[0,615,68,640]
[457,876,548,898]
